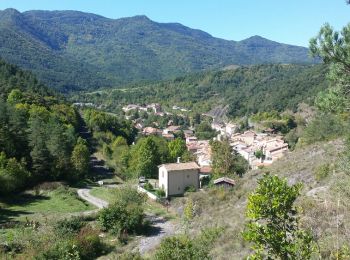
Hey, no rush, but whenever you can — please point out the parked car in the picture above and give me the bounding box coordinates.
[139,176,147,183]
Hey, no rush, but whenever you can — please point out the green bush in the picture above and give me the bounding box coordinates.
[154,228,222,260]
[156,189,166,198]
[54,216,85,236]
[75,225,103,260]
[98,187,145,239]
[143,182,153,191]
[36,241,80,260]
[314,163,331,181]
[301,113,346,145]
[185,185,196,192]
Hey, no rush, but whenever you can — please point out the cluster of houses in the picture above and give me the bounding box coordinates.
[125,105,289,198]
[231,131,288,169]
[122,103,163,114]
[211,121,289,169]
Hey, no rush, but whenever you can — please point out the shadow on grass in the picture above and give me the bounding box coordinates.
[0,193,49,224]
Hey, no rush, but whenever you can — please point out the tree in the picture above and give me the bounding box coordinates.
[195,122,217,140]
[211,139,248,177]
[243,174,316,259]
[7,89,23,104]
[71,138,90,179]
[310,23,350,112]
[168,138,187,162]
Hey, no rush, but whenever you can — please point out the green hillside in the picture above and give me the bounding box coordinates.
[76,64,328,117]
[0,8,316,92]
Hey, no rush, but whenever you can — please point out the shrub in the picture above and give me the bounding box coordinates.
[36,241,80,260]
[118,252,143,260]
[156,189,166,198]
[54,216,85,236]
[143,182,153,191]
[98,187,145,239]
[301,113,346,145]
[185,185,196,192]
[75,225,103,259]
[314,163,331,181]
[154,228,222,260]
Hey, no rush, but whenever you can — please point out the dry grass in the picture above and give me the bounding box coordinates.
[170,139,349,259]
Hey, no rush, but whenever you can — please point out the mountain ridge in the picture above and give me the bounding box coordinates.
[0,9,316,92]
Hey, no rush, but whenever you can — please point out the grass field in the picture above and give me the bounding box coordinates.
[90,187,116,204]
[0,186,94,223]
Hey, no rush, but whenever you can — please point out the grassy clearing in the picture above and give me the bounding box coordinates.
[0,186,94,223]
[145,199,178,221]
[90,187,116,204]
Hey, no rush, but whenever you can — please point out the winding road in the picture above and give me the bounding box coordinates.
[77,184,176,254]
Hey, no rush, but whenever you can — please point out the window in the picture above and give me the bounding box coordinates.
[187,174,189,178]
[162,171,164,178]
[178,187,180,191]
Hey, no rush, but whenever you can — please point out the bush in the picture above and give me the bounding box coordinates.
[154,228,222,260]
[143,182,153,191]
[98,187,145,240]
[314,163,331,181]
[36,241,80,260]
[185,185,196,192]
[301,113,346,145]
[75,225,103,259]
[54,216,85,236]
[156,189,166,198]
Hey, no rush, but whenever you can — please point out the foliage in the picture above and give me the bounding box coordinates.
[71,139,90,180]
[54,217,86,237]
[243,174,316,259]
[83,109,137,144]
[156,189,166,198]
[0,65,84,193]
[195,122,217,140]
[143,182,154,191]
[168,138,187,162]
[74,225,103,260]
[183,198,194,224]
[78,64,327,118]
[185,185,197,193]
[154,228,222,260]
[0,152,30,194]
[0,9,314,91]
[254,149,264,159]
[211,139,248,177]
[310,23,350,113]
[314,163,331,181]
[300,113,346,145]
[98,187,145,238]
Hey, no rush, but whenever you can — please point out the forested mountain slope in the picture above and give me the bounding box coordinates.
[0,8,315,92]
[77,64,328,117]
[0,59,84,193]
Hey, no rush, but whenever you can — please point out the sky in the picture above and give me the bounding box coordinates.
[0,0,348,47]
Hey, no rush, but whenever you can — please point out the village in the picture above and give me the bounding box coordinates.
[122,103,289,198]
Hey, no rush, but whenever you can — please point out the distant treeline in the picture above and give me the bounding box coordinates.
[75,64,328,117]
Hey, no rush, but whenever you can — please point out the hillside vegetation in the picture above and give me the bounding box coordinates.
[171,139,349,259]
[0,9,315,91]
[77,64,328,117]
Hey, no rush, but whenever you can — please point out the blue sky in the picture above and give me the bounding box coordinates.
[0,0,348,47]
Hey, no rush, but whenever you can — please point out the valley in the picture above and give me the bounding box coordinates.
[0,2,350,259]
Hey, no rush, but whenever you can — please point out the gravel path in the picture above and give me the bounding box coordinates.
[139,214,176,255]
[77,188,109,209]
[77,186,176,255]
